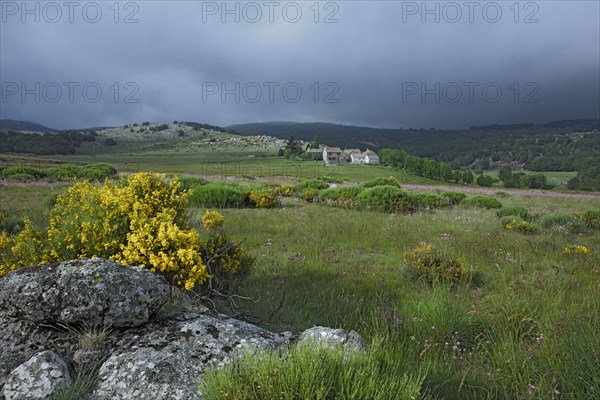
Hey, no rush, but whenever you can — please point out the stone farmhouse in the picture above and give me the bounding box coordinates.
[305,146,380,165]
[347,149,380,164]
[323,147,343,164]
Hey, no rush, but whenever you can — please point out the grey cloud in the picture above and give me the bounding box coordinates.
[1,0,598,130]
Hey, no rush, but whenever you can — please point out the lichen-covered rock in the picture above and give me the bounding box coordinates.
[2,351,72,400]
[0,315,71,393]
[0,259,362,400]
[298,326,366,353]
[0,258,169,328]
[90,312,294,399]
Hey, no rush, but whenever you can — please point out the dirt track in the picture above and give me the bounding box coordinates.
[401,184,600,200]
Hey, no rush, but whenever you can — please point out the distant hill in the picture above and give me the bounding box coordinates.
[228,120,600,171]
[0,119,57,132]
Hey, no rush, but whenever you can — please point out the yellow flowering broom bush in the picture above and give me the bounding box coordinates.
[0,172,222,291]
[0,218,45,277]
[405,241,464,285]
[197,210,254,295]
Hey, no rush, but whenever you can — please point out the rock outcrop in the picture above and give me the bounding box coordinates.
[0,258,364,399]
[0,258,168,328]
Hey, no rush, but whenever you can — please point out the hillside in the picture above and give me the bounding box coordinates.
[0,119,57,132]
[0,121,284,156]
[228,120,600,171]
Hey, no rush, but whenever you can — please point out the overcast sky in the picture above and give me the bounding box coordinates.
[1,0,599,130]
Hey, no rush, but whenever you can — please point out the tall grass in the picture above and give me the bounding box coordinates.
[210,196,599,399]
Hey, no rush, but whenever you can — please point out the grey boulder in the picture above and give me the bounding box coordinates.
[0,258,169,328]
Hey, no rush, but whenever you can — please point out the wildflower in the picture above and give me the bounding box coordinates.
[563,245,591,255]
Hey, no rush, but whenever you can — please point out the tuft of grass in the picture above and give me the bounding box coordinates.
[51,323,113,400]
[200,342,427,400]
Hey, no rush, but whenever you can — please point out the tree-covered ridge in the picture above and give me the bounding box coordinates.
[229,120,600,171]
[0,130,97,155]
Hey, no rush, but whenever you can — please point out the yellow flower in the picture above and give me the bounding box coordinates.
[563,245,591,256]
[202,210,225,229]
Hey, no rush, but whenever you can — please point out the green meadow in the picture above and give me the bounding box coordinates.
[1,150,599,399]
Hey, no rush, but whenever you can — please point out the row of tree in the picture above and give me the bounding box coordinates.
[380,149,560,190]
[379,148,475,184]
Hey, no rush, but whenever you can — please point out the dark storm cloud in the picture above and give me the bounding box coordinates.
[1,0,598,129]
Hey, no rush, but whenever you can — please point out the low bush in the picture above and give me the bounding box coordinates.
[575,209,600,230]
[354,186,446,214]
[77,164,116,180]
[274,184,294,197]
[404,241,464,285]
[248,189,281,208]
[189,182,249,208]
[538,212,587,234]
[461,195,503,209]
[496,206,530,221]
[46,164,80,180]
[0,165,47,179]
[500,216,538,234]
[440,191,467,206]
[363,176,402,188]
[319,186,364,202]
[295,179,329,193]
[0,163,116,182]
[301,189,320,203]
[1,173,251,292]
[5,173,35,182]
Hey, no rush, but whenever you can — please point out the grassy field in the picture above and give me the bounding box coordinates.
[1,154,599,399]
[0,152,444,185]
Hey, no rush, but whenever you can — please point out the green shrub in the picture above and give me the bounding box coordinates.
[301,189,319,203]
[1,166,46,179]
[46,164,80,180]
[178,176,208,190]
[295,179,329,193]
[189,182,249,208]
[404,241,464,285]
[461,195,503,209]
[353,186,448,214]
[355,186,411,213]
[249,189,281,208]
[274,184,294,197]
[501,216,538,234]
[201,343,425,400]
[5,173,35,182]
[539,212,587,234]
[363,176,402,188]
[76,164,116,180]
[319,186,364,202]
[411,192,447,209]
[496,206,530,221]
[476,174,494,187]
[575,209,600,230]
[440,191,467,206]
